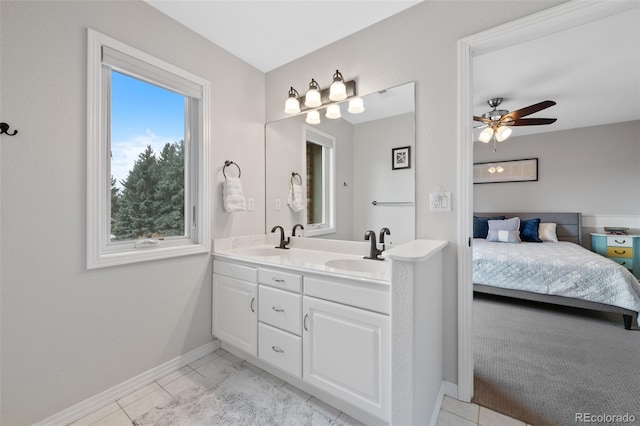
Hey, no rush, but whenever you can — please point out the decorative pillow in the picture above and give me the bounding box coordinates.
[539,222,558,242]
[486,217,521,243]
[473,215,506,239]
[520,218,543,242]
[487,229,521,243]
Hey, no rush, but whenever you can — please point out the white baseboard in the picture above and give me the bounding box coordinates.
[34,340,220,426]
[429,381,458,426]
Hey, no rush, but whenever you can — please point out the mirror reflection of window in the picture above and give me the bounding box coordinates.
[304,126,335,236]
[306,141,323,225]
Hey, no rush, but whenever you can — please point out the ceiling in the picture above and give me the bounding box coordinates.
[144,1,639,135]
[473,7,640,137]
[144,0,421,73]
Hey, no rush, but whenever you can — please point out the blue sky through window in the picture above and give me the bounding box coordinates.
[110,71,184,188]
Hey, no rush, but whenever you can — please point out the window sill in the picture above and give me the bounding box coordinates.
[87,243,209,269]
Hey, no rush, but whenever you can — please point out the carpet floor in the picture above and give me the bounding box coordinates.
[133,361,349,426]
[473,293,640,426]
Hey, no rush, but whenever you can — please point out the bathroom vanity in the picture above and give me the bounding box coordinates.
[212,235,447,425]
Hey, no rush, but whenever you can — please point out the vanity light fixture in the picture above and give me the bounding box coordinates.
[284,87,301,114]
[329,70,347,101]
[304,79,322,108]
[326,103,341,119]
[306,110,321,124]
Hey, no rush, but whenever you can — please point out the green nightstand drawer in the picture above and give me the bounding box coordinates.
[609,257,633,271]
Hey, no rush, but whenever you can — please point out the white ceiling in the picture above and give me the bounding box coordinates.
[144,1,639,135]
[473,7,640,137]
[144,0,421,72]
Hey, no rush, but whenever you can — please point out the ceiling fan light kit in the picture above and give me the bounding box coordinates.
[473,97,557,152]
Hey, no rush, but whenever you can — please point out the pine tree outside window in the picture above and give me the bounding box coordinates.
[87,29,210,268]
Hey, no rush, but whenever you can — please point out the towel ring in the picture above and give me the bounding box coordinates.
[223,161,241,178]
[291,172,302,185]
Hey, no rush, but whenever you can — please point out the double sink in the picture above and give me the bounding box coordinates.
[220,245,390,281]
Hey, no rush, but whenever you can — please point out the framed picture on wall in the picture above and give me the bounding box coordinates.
[473,158,538,184]
[392,146,411,170]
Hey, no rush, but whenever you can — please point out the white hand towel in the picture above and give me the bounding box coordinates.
[223,177,246,212]
[287,182,304,212]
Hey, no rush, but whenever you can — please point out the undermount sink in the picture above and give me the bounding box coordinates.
[238,247,291,257]
[324,258,388,274]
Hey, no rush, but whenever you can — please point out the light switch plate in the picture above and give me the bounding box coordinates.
[247,198,255,211]
[430,192,451,212]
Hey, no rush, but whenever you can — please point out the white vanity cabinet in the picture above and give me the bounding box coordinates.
[303,295,390,420]
[212,260,258,356]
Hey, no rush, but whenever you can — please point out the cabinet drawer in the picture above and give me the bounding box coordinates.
[607,236,633,248]
[305,276,390,315]
[259,268,302,292]
[214,260,257,283]
[610,257,633,270]
[607,247,633,259]
[258,323,302,378]
[259,285,302,335]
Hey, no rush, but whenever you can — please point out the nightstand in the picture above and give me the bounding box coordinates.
[591,233,640,280]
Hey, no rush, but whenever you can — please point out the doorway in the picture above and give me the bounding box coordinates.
[455,0,639,402]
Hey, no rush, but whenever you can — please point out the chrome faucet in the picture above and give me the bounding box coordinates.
[379,227,391,251]
[271,225,290,249]
[363,230,383,260]
[292,224,304,237]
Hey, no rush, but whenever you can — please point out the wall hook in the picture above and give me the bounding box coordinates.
[0,123,18,136]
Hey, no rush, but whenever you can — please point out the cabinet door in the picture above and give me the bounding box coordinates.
[302,296,390,421]
[212,273,257,356]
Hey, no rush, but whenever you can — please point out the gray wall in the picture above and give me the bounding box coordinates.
[0,1,265,424]
[265,0,566,386]
[474,120,640,215]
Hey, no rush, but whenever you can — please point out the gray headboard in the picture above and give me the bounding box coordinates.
[474,212,582,245]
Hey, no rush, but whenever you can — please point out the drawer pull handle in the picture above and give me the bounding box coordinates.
[303,313,309,331]
[620,261,627,266]
[272,346,284,353]
[614,250,627,255]
[250,297,256,313]
[615,239,627,244]
[272,306,285,312]
[272,278,285,283]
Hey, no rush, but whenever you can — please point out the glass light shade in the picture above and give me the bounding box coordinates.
[495,125,512,142]
[488,166,496,174]
[329,70,347,101]
[479,127,494,143]
[348,97,364,114]
[305,110,321,125]
[284,96,300,114]
[326,103,341,119]
[305,88,321,108]
[496,166,504,173]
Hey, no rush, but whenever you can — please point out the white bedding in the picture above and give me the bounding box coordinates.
[473,239,640,320]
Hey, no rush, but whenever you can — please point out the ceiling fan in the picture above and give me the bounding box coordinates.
[474,97,557,150]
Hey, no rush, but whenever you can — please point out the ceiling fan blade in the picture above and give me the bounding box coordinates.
[504,100,556,120]
[509,118,557,126]
[473,116,492,124]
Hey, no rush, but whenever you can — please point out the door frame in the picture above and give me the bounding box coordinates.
[455,0,639,402]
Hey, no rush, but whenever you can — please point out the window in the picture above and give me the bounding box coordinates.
[87,29,210,268]
[304,125,335,236]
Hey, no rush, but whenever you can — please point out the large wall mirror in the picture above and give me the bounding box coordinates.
[265,81,416,244]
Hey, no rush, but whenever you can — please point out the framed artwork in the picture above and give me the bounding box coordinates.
[392,146,411,170]
[473,158,538,184]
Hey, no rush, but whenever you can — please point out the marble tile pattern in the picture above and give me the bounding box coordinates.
[69,349,529,426]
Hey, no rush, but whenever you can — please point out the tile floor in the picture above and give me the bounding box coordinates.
[69,348,529,426]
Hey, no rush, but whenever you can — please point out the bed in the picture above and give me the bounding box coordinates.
[473,212,640,330]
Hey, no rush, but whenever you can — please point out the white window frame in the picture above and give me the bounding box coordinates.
[87,29,210,269]
[303,125,336,237]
